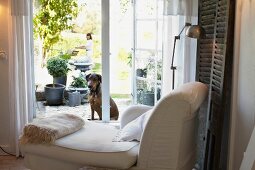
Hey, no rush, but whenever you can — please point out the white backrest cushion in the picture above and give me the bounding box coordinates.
[120,105,152,129]
[113,110,152,142]
[170,81,209,115]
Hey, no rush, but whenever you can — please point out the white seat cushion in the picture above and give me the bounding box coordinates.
[21,121,139,169]
[56,121,138,152]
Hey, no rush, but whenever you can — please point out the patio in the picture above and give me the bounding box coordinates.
[34,56,132,120]
[35,98,132,121]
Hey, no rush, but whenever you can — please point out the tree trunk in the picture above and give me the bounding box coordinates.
[41,47,47,67]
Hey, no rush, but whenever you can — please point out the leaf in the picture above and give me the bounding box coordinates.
[34,0,78,58]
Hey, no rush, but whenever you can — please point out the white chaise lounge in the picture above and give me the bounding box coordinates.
[21,81,208,170]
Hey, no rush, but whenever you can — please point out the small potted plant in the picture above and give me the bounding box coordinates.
[44,57,69,105]
[69,75,88,103]
[70,76,87,89]
[136,68,147,78]
[142,81,155,106]
[136,80,155,106]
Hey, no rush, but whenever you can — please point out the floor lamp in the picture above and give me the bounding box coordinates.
[171,22,205,89]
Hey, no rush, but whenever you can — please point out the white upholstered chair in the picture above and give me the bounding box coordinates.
[21,82,208,170]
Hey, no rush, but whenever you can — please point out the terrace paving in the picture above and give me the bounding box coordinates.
[36,98,132,121]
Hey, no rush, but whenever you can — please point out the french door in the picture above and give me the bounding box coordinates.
[132,0,164,106]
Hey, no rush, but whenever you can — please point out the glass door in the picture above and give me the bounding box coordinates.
[132,0,163,106]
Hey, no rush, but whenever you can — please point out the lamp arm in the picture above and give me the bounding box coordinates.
[170,36,178,90]
[171,36,178,68]
[170,22,191,90]
[177,26,186,37]
[171,22,191,68]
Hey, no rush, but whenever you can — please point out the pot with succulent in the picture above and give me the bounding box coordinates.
[69,75,88,104]
[44,57,70,105]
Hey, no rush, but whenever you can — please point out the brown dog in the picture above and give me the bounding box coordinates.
[86,73,119,120]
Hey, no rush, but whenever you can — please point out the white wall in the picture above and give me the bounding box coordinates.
[229,0,255,169]
[0,0,11,153]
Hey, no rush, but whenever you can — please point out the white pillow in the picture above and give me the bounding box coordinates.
[113,110,152,142]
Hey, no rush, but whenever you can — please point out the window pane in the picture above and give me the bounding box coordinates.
[134,50,156,106]
[136,0,157,19]
[136,21,156,50]
[133,0,163,106]
[157,20,163,51]
[157,0,164,19]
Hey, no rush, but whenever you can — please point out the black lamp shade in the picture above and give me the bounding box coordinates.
[185,25,206,39]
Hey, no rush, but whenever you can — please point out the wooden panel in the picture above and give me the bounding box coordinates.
[197,0,235,169]
[202,0,235,169]
[196,0,217,167]
[196,0,217,85]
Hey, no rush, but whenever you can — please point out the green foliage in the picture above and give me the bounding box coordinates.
[48,34,101,60]
[111,93,130,99]
[34,0,78,56]
[72,1,100,34]
[70,76,87,88]
[46,33,85,58]
[118,71,129,80]
[59,53,71,60]
[119,0,131,15]
[46,57,70,77]
[117,48,132,67]
[157,60,162,80]
[72,11,100,34]
[92,39,101,59]
[127,53,132,67]
[91,62,101,74]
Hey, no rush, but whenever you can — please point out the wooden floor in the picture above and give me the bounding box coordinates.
[0,156,29,170]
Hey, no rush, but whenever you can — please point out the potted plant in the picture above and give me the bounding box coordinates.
[136,68,147,78]
[44,57,69,105]
[46,57,70,85]
[142,81,155,106]
[70,76,87,89]
[136,80,155,106]
[69,75,88,103]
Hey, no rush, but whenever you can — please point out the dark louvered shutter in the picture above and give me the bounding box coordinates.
[196,0,217,85]
[196,0,217,168]
[197,0,235,169]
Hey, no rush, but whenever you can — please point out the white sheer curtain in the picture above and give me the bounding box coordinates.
[162,0,198,96]
[9,0,35,156]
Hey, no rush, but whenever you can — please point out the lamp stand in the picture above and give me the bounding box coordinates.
[171,36,179,90]
[170,22,191,90]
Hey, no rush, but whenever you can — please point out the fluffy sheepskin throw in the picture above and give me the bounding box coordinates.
[20,113,85,144]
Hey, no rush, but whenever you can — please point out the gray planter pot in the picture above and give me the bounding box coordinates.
[68,91,81,107]
[142,92,154,106]
[136,68,147,77]
[44,84,65,106]
[53,76,67,86]
[69,87,88,103]
[137,90,155,106]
